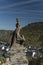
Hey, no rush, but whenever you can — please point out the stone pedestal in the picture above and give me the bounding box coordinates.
[9,43,28,65]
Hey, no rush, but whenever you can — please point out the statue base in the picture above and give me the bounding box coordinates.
[7,43,28,65]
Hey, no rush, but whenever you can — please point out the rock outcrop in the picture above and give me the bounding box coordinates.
[5,18,28,65]
[9,43,28,65]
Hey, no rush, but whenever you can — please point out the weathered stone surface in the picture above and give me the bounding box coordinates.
[5,18,28,65]
[9,43,28,65]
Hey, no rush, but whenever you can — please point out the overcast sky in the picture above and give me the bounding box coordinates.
[0,0,43,30]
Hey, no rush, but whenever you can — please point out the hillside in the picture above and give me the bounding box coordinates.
[0,30,13,42]
[22,22,43,46]
[0,22,43,47]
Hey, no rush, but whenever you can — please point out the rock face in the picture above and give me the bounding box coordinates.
[9,43,28,65]
[5,18,28,65]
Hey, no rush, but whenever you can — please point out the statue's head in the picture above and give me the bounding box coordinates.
[16,18,20,23]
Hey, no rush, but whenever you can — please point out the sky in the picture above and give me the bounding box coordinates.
[0,0,43,30]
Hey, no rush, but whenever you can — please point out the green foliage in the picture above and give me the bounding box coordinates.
[27,56,43,65]
[0,30,13,42]
[22,22,43,46]
[0,58,6,65]
[11,64,15,65]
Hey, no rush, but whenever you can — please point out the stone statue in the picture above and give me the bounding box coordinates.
[5,18,28,65]
[16,18,22,39]
[10,18,25,48]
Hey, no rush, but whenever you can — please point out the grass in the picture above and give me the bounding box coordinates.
[27,56,43,65]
